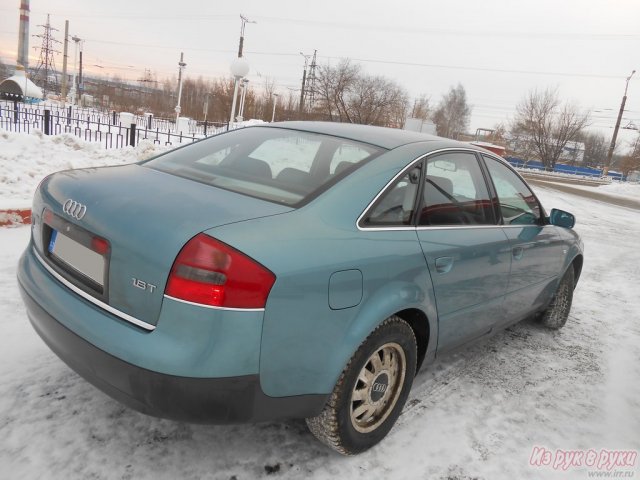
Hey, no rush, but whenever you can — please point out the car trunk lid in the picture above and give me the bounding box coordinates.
[35,164,292,327]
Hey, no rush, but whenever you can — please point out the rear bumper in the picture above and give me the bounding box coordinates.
[17,243,328,423]
[19,283,327,423]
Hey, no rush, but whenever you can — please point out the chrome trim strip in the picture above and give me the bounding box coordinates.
[357,147,498,232]
[359,224,552,232]
[356,152,430,231]
[360,224,513,232]
[164,294,266,312]
[33,248,156,331]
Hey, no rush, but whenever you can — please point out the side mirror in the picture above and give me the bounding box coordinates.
[549,208,575,229]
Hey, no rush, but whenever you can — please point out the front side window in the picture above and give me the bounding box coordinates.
[144,127,383,206]
[419,152,494,226]
[484,156,541,225]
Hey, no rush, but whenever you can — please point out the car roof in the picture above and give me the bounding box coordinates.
[262,121,446,150]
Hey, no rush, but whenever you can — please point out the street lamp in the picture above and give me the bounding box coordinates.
[229,57,249,126]
[271,93,279,123]
[175,52,186,128]
[604,69,636,176]
[238,78,249,121]
[69,35,81,105]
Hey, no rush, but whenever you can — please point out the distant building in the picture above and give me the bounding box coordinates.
[506,133,585,163]
[0,64,43,102]
[403,118,437,135]
[559,140,585,163]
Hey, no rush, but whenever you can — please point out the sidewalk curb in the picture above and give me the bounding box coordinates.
[0,209,32,227]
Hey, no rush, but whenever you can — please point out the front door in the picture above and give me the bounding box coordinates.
[416,152,512,351]
[482,156,564,324]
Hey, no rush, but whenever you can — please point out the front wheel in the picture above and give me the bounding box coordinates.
[540,266,575,329]
[306,316,417,455]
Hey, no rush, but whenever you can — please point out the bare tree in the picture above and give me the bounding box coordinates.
[512,88,590,170]
[315,59,361,122]
[619,135,640,177]
[581,132,608,167]
[432,84,471,139]
[491,123,508,145]
[508,126,540,165]
[314,59,408,126]
[410,95,430,120]
[346,74,408,126]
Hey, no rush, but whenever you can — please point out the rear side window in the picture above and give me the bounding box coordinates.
[362,166,421,226]
[419,152,495,226]
[483,157,541,225]
[144,127,383,206]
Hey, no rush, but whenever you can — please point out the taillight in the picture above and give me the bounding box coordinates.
[165,234,275,309]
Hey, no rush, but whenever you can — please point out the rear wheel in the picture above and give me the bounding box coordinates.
[306,316,417,455]
[540,266,575,329]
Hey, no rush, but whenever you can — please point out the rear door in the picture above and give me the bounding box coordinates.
[481,155,564,323]
[415,151,512,351]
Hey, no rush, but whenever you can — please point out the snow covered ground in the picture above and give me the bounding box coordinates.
[1,133,639,479]
[537,178,640,203]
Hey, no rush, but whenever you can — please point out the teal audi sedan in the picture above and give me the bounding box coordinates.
[17,122,583,455]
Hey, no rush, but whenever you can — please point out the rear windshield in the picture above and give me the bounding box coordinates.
[143,126,384,206]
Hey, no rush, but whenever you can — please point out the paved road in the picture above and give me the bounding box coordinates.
[526,177,640,210]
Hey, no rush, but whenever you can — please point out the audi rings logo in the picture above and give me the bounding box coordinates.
[62,199,87,220]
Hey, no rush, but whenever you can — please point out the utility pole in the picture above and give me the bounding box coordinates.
[299,52,310,115]
[299,50,317,116]
[203,92,209,121]
[238,14,256,58]
[32,14,61,97]
[307,50,317,110]
[271,93,279,122]
[78,41,83,102]
[175,52,186,127]
[60,20,69,106]
[604,70,636,176]
[69,35,80,105]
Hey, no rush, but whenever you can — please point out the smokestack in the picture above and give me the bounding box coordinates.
[17,0,30,68]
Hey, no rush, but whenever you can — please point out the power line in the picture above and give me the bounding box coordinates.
[31,14,61,96]
[250,14,640,40]
[320,55,631,80]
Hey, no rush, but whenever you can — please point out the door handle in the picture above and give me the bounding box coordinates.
[435,256,454,274]
[512,246,524,260]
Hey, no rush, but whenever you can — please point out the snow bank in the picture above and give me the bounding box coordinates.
[598,180,640,196]
[0,121,272,210]
[0,130,172,209]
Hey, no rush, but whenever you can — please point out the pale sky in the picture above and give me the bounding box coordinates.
[1,0,639,149]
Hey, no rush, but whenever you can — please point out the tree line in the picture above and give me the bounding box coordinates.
[2,55,638,173]
[81,59,473,138]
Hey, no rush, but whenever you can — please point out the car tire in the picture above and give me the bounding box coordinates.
[305,315,417,455]
[540,266,575,330]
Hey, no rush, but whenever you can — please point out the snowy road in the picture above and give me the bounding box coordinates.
[1,187,639,480]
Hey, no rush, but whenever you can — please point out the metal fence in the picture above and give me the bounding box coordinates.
[506,156,624,181]
[0,101,230,149]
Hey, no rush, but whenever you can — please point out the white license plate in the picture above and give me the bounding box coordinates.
[48,230,105,286]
